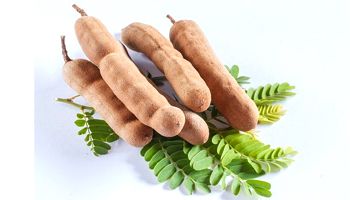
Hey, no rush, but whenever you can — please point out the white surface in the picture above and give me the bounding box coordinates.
[34,1,350,200]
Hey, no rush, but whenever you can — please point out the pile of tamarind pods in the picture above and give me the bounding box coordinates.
[61,4,259,147]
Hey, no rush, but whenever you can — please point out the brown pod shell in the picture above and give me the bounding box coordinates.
[62,59,153,147]
[99,53,185,137]
[169,20,259,131]
[145,78,209,145]
[74,16,122,66]
[121,22,211,112]
[73,7,186,137]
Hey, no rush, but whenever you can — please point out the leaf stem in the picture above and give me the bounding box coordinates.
[55,96,94,110]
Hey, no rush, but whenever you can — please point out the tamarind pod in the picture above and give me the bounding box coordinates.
[117,40,209,145]
[72,5,185,137]
[152,85,209,145]
[121,22,211,112]
[60,36,153,147]
[167,16,259,131]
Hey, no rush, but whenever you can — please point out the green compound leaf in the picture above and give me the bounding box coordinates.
[258,104,286,124]
[246,82,295,105]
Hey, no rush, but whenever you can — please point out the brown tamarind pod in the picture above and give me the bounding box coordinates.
[72,5,185,137]
[117,40,209,145]
[167,15,259,131]
[121,22,211,112]
[60,36,153,147]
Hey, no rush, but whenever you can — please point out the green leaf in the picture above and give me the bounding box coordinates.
[247,87,255,99]
[154,157,170,176]
[269,83,280,96]
[76,113,84,119]
[241,141,265,156]
[78,127,88,135]
[84,110,95,116]
[246,180,271,190]
[89,126,113,134]
[74,119,86,127]
[176,159,190,169]
[221,149,237,166]
[195,182,211,193]
[229,135,252,147]
[247,158,262,173]
[189,169,212,181]
[157,164,176,183]
[170,151,188,162]
[210,165,224,186]
[87,119,109,126]
[242,181,252,195]
[235,140,260,152]
[217,139,226,155]
[166,144,183,155]
[84,134,90,142]
[87,141,92,146]
[93,140,111,150]
[140,139,157,156]
[220,144,230,159]
[188,145,201,159]
[212,134,221,144]
[162,140,183,148]
[262,84,271,99]
[256,147,272,159]
[253,86,263,100]
[230,65,239,79]
[211,106,219,117]
[91,132,110,141]
[231,177,241,195]
[193,157,214,170]
[271,147,282,160]
[93,146,108,155]
[184,177,195,195]
[149,150,165,169]
[253,187,272,197]
[221,171,229,190]
[169,171,185,190]
[144,143,161,161]
[190,150,207,167]
[106,134,119,143]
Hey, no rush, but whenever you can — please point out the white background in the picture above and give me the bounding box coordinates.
[32,0,350,200]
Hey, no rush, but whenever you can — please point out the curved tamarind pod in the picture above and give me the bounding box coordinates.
[121,22,211,112]
[72,5,185,137]
[167,15,258,131]
[60,36,153,147]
